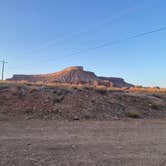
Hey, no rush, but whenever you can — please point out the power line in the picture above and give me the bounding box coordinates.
[25,5,137,55]
[90,26,166,49]
[29,1,160,56]
[19,3,150,59]
[7,25,166,69]
[0,60,8,80]
[8,1,162,69]
[45,25,166,62]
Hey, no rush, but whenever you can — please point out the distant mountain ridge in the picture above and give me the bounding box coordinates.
[8,66,133,87]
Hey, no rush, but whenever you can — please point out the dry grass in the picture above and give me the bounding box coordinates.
[1,81,166,93]
[129,86,166,93]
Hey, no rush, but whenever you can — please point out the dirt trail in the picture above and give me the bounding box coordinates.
[0,119,166,166]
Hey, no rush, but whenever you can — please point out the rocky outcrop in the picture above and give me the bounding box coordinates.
[99,77,133,88]
[8,66,133,88]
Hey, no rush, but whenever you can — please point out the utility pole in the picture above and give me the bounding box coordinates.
[0,60,8,80]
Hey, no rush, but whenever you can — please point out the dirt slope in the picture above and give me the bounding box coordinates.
[0,83,166,120]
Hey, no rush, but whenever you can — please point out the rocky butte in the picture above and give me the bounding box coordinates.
[8,66,133,88]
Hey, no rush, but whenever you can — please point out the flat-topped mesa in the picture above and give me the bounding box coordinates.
[8,66,134,87]
[11,75,35,81]
[63,66,84,72]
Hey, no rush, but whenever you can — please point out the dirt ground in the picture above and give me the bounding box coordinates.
[1,119,166,166]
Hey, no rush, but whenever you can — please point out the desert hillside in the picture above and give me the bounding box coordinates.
[8,66,133,88]
[0,82,166,120]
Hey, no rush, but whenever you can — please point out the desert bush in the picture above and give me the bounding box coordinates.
[25,83,33,86]
[94,86,107,94]
[19,80,28,84]
[108,88,123,93]
[127,111,140,118]
[53,95,64,103]
[159,160,166,166]
[84,114,93,120]
[0,84,9,90]
[134,85,143,88]
[29,87,38,93]
[151,104,160,110]
[152,93,163,99]
[24,106,33,115]
[80,85,94,91]
[52,89,69,103]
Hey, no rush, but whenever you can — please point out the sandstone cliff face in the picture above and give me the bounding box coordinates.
[99,77,133,88]
[8,66,133,87]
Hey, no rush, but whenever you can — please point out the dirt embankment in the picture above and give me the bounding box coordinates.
[0,83,166,120]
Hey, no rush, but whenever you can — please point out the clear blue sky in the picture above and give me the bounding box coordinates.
[0,0,166,87]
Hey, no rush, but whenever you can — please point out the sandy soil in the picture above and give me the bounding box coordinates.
[0,119,166,166]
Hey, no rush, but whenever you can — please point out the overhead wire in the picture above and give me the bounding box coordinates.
[7,25,166,71]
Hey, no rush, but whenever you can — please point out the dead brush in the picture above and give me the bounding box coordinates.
[80,85,94,91]
[151,104,160,110]
[94,86,108,94]
[152,93,163,99]
[0,84,9,90]
[29,87,39,93]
